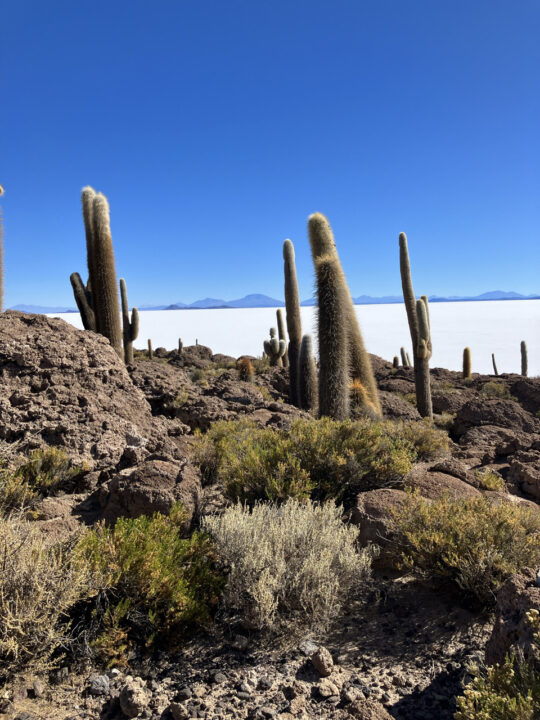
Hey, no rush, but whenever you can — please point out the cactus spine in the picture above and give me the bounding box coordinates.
[463,347,472,379]
[120,278,139,365]
[308,213,381,417]
[264,328,286,366]
[298,334,318,412]
[276,309,289,367]
[399,233,432,418]
[313,254,349,419]
[283,239,302,405]
[521,340,528,377]
[492,353,499,376]
[148,339,153,359]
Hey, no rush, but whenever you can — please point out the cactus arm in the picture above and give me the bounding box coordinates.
[276,309,289,367]
[399,232,419,347]
[70,272,96,331]
[283,239,303,403]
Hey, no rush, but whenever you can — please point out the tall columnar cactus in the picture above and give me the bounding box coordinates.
[120,278,139,365]
[71,187,123,357]
[264,327,286,366]
[276,308,289,367]
[463,347,472,379]
[521,341,528,377]
[492,353,499,376]
[399,232,432,418]
[308,213,381,417]
[148,339,153,359]
[0,184,5,313]
[393,356,399,369]
[283,239,302,405]
[313,254,349,419]
[298,334,318,412]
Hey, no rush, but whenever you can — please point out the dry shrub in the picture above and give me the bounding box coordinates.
[0,448,84,515]
[394,494,540,606]
[195,416,448,505]
[0,515,89,681]
[204,499,373,635]
[475,468,506,492]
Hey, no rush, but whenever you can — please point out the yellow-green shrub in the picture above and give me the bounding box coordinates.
[455,610,540,719]
[76,504,223,663]
[0,516,89,680]
[195,416,448,504]
[394,494,540,605]
[0,448,84,515]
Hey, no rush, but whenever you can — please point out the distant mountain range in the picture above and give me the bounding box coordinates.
[9,290,540,315]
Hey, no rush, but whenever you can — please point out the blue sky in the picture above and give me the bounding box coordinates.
[1,0,539,307]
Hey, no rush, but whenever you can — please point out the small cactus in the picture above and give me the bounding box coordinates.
[298,334,318,412]
[492,353,499,376]
[283,239,302,404]
[393,356,399,369]
[237,356,255,382]
[521,341,528,377]
[399,233,432,418]
[400,347,409,368]
[264,328,286,366]
[148,339,153,360]
[178,338,183,354]
[463,347,472,379]
[276,308,289,367]
[120,278,139,365]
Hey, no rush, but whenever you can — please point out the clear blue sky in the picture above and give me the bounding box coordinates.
[1,0,539,307]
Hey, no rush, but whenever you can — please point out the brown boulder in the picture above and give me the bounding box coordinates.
[485,568,540,666]
[98,459,201,528]
[0,312,180,471]
[507,450,540,500]
[402,465,480,499]
[510,378,540,416]
[379,391,421,421]
[349,488,409,566]
[453,398,540,437]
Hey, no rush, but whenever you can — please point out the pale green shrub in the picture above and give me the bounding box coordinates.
[204,499,373,635]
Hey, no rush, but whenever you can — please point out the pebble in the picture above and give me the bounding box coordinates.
[87,674,110,697]
[310,646,334,677]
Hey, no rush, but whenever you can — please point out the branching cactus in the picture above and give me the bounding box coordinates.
[120,278,139,365]
[313,254,349,419]
[399,232,432,418]
[521,341,528,377]
[463,347,472,379]
[298,334,318,412]
[276,308,289,368]
[283,239,302,404]
[264,328,286,366]
[70,187,123,357]
[309,213,381,417]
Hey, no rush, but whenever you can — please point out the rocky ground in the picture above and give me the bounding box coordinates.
[0,311,539,720]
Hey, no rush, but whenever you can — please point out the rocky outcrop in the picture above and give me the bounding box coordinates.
[508,450,540,500]
[453,397,540,437]
[0,312,181,471]
[401,465,480,499]
[349,488,409,566]
[485,568,540,666]
[97,459,201,528]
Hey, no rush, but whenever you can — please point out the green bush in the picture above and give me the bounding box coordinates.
[195,416,448,505]
[76,504,224,664]
[482,381,511,399]
[204,499,372,634]
[455,609,540,719]
[394,494,540,605]
[0,448,84,515]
